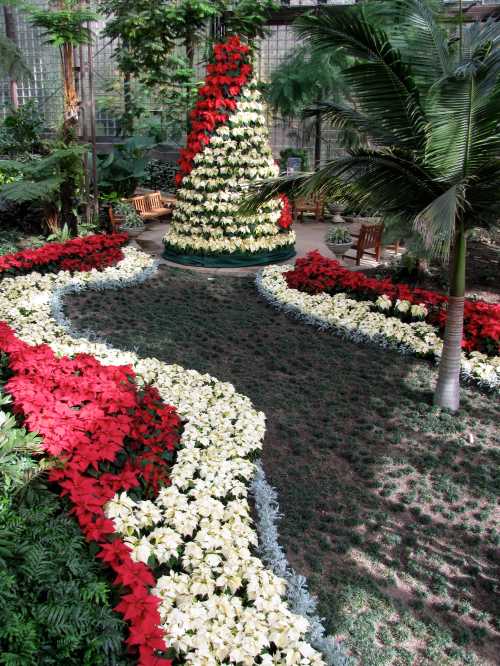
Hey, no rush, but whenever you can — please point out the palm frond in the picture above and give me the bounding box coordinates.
[463,161,500,227]
[302,100,395,147]
[0,158,27,173]
[242,150,439,218]
[295,7,427,151]
[425,74,500,181]
[391,0,451,84]
[240,173,312,213]
[413,184,462,262]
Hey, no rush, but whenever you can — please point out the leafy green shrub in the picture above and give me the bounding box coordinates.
[112,201,144,229]
[0,485,134,666]
[279,148,309,174]
[0,392,42,497]
[97,136,156,198]
[141,159,179,192]
[0,101,45,157]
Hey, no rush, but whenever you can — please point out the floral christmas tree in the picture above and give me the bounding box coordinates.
[163,36,295,267]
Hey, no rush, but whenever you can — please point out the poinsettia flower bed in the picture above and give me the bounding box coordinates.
[0,232,128,278]
[0,321,181,665]
[287,252,500,356]
[257,263,500,392]
[0,244,326,665]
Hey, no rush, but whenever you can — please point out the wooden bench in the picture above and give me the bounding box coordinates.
[127,192,175,221]
[292,196,325,223]
[344,223,401,265]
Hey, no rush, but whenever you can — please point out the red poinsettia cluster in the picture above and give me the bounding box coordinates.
[175,36,253,186]
[0,322,181,666]
[0,233,128,278]
[278,194,293,230]
[286,251,500,355]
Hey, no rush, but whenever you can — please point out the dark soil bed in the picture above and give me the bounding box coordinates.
[65,265,500,666]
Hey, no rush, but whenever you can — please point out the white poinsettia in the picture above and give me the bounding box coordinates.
[0,247,324,665]
[164,81,294,258]
[257,264,500,391]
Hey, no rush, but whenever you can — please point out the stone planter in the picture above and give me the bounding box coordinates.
[327,203,345,224]
[326,239,352,259]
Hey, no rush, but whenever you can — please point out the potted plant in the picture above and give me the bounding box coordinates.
[326,225,352,258]
[112,201,145,238]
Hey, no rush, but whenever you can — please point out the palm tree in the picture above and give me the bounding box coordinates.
[244,0,500,412]
[267,46,357,168]
[27,0,97,235]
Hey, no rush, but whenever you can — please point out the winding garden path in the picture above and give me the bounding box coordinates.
[65,264,499,666]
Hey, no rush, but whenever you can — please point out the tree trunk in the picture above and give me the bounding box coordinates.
[185,34,195,131]
[314,110,322,171]
[3,5,19,109]
[61,43,79,140]
[434,222,466,411]
[59,43,80,236]
[122,70,134,136]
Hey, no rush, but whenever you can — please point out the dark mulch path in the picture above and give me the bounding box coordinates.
[65,265,499,666]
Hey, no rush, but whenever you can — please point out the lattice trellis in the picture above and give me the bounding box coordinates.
[0,0,355,159]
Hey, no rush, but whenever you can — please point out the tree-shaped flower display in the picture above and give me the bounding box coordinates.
[163,36,295,267]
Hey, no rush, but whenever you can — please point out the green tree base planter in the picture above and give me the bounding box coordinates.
[163,244,296,268]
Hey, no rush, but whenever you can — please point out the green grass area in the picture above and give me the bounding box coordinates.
[65,265,500,666]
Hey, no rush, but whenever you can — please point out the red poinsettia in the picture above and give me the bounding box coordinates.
[278,195,293,230]
[286,251,500,355]
[0,322,181,665]
[175,36,253,187]
[0,233,128,278]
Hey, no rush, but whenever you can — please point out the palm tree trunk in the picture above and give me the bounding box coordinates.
[434,222,466,411]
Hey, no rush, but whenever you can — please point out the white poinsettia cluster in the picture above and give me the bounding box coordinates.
[0,248,324,666]
[257,264,500,391]
[164,84,295,257]
[375,294,428,319]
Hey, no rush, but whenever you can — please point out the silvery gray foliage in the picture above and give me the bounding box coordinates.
[251,462,354,666]
[256,271,497,391]
[50,259,160,353]
[255,271,417,356]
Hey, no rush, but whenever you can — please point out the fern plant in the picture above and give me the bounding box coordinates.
[0,485,135,665]
[0,145,85,233]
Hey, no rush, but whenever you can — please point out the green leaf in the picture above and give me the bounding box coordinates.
[0,176,64,203]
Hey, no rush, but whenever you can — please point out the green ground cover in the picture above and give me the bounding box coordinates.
[65,265,500,666]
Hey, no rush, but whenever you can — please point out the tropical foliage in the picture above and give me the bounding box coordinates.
[0,146,86,233]
[244,0,500,410]
[96,135,156,198]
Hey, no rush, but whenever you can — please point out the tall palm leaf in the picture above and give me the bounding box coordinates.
[244,0,500,411]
